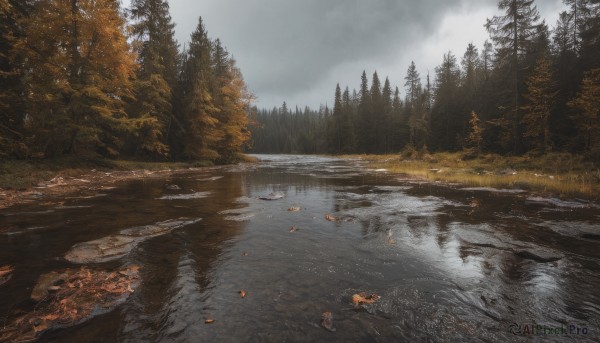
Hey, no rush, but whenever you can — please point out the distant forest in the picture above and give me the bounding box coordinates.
[0,0,251,163]
[250,0,600,162]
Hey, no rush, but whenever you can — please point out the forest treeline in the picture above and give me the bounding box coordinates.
[0,0,251,163]
[251,0,600,162]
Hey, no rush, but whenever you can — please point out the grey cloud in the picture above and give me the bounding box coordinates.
[166,0,563,108]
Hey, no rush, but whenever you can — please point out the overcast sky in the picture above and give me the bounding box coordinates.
[124,0,565,109]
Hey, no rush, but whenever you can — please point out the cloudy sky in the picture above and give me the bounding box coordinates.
[125,0,565,109]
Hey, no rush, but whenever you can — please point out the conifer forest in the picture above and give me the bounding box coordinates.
[251,0,600,163]
[1,0,251,163]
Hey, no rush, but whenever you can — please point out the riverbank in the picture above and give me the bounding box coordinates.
[0,155,257,209]
[347,152,600,200]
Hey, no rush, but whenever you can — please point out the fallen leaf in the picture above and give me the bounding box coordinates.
[0,265,13,278]
[239,290,246,298]
[289,226,297,233]
[321,311,335,332]
[287,206,301,212]
[387,238,396,245]
[325,214,336,222]
[205,319,215,324]
[242,252,248,256]
[352,292,381,305]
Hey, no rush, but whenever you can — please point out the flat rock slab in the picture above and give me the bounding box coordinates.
[65,218,201,264]
[515,249,563,263]
[258,192,285,200]
[157,191,211,200]
[0,266,140,342]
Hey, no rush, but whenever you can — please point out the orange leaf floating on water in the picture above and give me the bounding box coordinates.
[205,319,215,324]
[0,265,13,278]
[325,214,336,222]
[289,226,297,233]
[288,206,301,212]
[352,292,381,305]
[321,311,335,332]
[239,289,246,298]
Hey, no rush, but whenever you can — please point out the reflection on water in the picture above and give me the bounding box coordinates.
[1,154,599,342]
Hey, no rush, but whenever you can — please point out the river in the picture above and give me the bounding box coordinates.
[1,154,599,342]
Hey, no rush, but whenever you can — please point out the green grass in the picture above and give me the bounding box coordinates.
[344,151,600,199]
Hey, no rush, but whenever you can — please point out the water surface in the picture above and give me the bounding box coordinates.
[1,154,599,342]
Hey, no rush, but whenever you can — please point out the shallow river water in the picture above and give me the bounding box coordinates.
[1,154,599,342]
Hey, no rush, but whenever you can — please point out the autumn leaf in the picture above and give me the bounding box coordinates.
[239,290,246,298]
[352,293,380,305]
[205,319,215,324]
[0,265,13,278]
[287,206,301,212]
[325,214,336,222]
[289,226,297,233]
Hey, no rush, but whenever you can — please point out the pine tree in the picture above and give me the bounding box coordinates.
[329,83,343,152]
[128,0,180,159]
[340,86,357,152]
[522,56,556,153]
[381,77,393,153]
[357,71,371,152]
[0,0,32,158]
[175,17,222,161]
[485,0,542,154]
[568,68,600,157]
[466,111,483,155]
[404,61,421,105]
[370,71,383,153]
[17,0,137,157]
[430,52,463,151]
[462,43,480,96]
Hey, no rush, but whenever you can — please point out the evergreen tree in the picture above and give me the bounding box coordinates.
[357,71,371,152]
[17,0,137,157]
[175,17,222,161]
[522,56,556,153]
[466,111,483,155]
[128,0,180,159]
[381,77,393,153]
[370,71,383,153]
[0,0,32,158]
[404,61,421,105]
[340,86,357,152]
[430,52,463,151]
[568,68,600,158]
[330,83,343,152]
[485,0,543,154]
[462,43,480,97]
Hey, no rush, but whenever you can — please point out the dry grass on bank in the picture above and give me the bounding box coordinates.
[345,151,600,198]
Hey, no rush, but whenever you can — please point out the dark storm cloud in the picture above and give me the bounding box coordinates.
[167,0,563,107]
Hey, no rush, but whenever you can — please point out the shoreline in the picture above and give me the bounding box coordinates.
[344,152,600,201]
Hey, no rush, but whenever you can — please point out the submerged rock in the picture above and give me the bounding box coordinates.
[157,191,211,200]
[65,218,201,264]
[224,213,255,222]
[0,266,140,342]
[515,249,563,263]
[258,191,285,200]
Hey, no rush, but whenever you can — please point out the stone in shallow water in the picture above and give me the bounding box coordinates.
[65,218,201,264]
[157,191,211,200]
[224,213,255,222]
[1,266,140,342]
[258,191,285,200]
[515,249,563,263]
